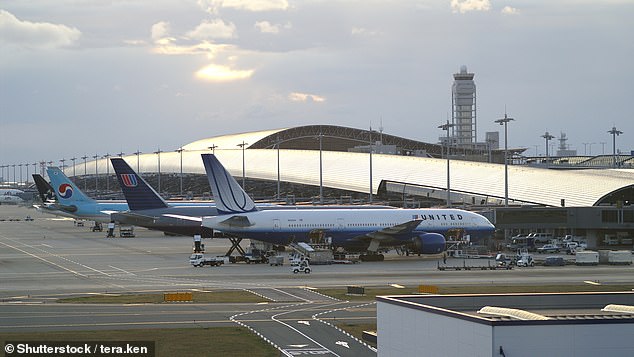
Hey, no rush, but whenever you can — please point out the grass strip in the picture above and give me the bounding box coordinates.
[0,327,278,357]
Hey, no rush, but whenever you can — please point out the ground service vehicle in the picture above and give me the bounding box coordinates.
[527,232,553,244]
[543,256,565,266]
[292,263,311,274]
[537,244,560,253]
[516,254,534,267]
[190,253,224,267]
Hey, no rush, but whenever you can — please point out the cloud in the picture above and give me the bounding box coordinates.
[150,21,232,57]
[450,0,491,14]
[0,9,80,48]
[195,64,254,81]
[254,21,291,34]
[151,21,171,42]
[501,6,520,15]
[288,92,326,103]
[198,0,289,14]
[187,19,237,40]
[149,20,250,82]
[351,27,382,36]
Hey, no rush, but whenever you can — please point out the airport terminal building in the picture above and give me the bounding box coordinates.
[64,125,634,246]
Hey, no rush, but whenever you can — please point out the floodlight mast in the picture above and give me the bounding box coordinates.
[438,120,455,207]
[494,113,515,207]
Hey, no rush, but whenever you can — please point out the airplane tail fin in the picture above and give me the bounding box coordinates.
[46,167,94,204]
[111,158,168,211]
[32,174,56,202]
[201,154,258,214]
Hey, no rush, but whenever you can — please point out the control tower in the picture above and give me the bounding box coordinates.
[452,65,476,146]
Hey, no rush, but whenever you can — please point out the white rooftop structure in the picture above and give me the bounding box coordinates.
[66,125,633,207]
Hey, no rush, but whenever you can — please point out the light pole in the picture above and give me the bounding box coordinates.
[208,145,217,154]
[541,132,554,163]
[175,147,184,196]
[369,127,373,204]
[495,113,515,207]
[275,137,281,201]
[60,158,66,171]
[93,154,99,193]
[12,164,16,186]
[317,130,324,204]
[18,164,23,187]
[154,149,162,194]
[438,120,455,207]
[237,142,247,189]
[24,163,29,185]
[102,153,111,192]
[70,157,77,179]
[133,150,142,174]
[608,126,623,168]
[81,155,88,191]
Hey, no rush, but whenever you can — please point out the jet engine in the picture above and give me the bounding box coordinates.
[412,233,446,254]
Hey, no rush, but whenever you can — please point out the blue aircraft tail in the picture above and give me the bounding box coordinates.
[111,158,168,211]
[46,167,95,205]
[201,154,258,214]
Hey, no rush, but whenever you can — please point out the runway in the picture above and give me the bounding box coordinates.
[1,205,633,355]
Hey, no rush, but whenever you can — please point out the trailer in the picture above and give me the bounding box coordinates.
[119,225,135,238]
[608,250,632,265]
[575,250,599,266]
[268,256,284,266]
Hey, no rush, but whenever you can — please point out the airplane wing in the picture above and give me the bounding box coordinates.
[353,219,423,242]
[111,212,157,224]
[162,214,203,222]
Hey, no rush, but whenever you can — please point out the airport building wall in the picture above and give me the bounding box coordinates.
[492,206,634,249]
[377,293,634,357]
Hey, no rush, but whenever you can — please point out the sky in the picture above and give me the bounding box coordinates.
[1,0,633,167]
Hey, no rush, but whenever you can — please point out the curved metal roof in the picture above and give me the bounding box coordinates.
[68,125,634,207]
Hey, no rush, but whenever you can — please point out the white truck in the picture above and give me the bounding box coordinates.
[190,253,225,267]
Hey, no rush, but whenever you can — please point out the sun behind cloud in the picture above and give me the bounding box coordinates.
[195,64,254,81]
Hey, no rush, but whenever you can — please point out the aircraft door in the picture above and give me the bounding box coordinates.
[273,219,281,231]
[337,218,345,230]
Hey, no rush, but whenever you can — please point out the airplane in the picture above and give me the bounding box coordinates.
[110,157,395,244]
[0,188,24,196]
[33,174,56,203]
[0,194,24,204]
[197,154,496,259]
[44,166,226,223]
[31,173,80,218]
[109,157,217,237]
[46,167,129,222]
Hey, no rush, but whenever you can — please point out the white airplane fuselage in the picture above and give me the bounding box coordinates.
[203,207,494,248]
